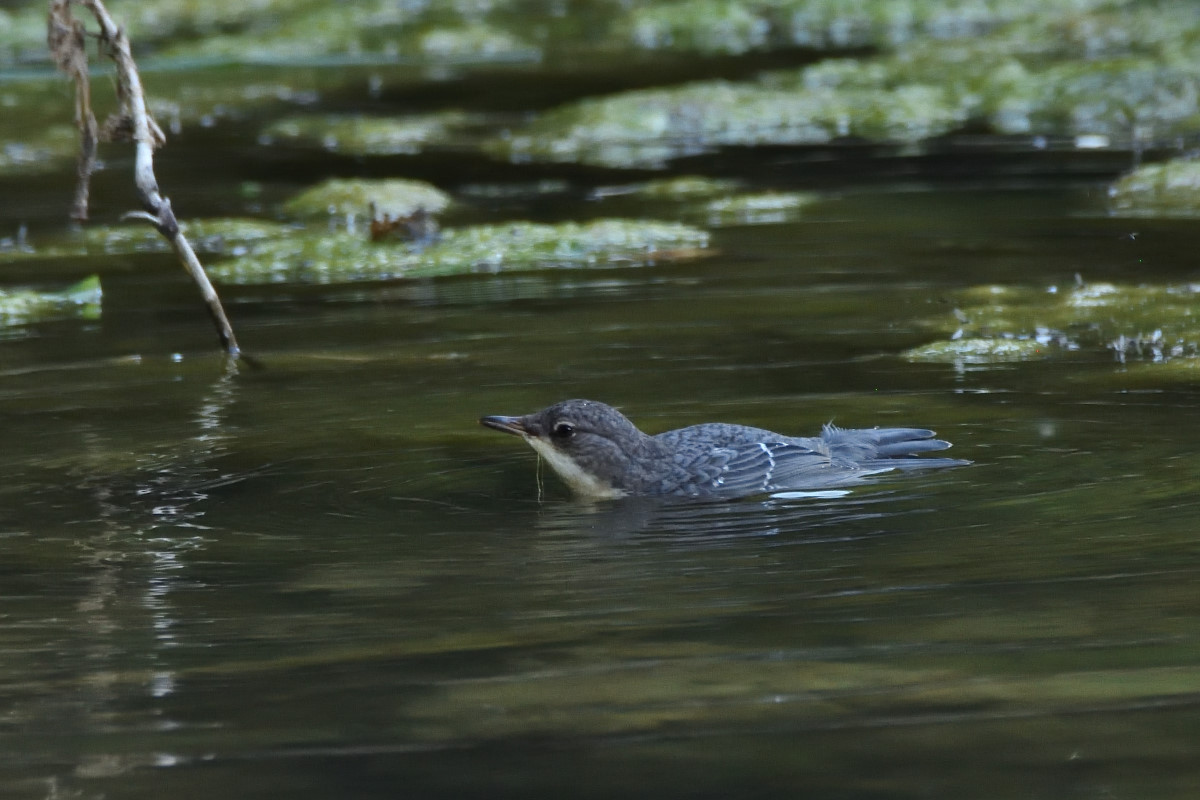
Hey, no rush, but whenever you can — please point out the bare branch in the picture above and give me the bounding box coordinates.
[48,0,97,221]
[47,0,242,358]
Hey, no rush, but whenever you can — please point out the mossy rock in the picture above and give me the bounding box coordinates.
[905,337,1052,363]
[262,112,478,156]
[150,4,541,65]
[84,218,295,255]
[414,23,539,61]
[210,218,709,285]
[911,281,1200,363]
[1014,58,1200,140]
[0,275,101,327]
[282,178,453,221]
[1110,159,1200,217]
[490,77,969,168]
[486,3,1200,168]
[0,218,294,265]
[621,0,1116,56]
[607,176,743,200]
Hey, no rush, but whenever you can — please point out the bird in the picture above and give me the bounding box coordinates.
[480,399,968,499]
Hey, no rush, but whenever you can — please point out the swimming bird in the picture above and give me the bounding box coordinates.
[480,399,968,499]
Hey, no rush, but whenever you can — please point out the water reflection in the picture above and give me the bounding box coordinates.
[531,487,929,542]
[13,359,243,794]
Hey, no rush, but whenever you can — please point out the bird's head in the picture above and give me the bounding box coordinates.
[481,399,651,498]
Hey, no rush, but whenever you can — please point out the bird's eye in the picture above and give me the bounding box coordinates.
[552,422,575,438]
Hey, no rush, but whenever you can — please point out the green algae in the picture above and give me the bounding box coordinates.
[494,23,1200,169]
[490,76,970,168]
[905,337,1053,363]
[261,111,480,156]
[209,218,710,285]
[622,0,1124,56]
[592,176,820,226]
[702,191,819,224]
[83,218,296,255]
[0,5,48,64]
[1109,159,1200,217]
[0,275,101,327]
[0,218,296,265]
[1008,57,1200,141]
[3,0,1133,70]
[151,2,540,65]
[0,124,79,176]
[281,178,453,222]
[908,281,1200,364]
[618,176,743,199]
[9,0,1200,172]
[413,22,540,63]
[143,76,323,129]
[104,0,319,43]
[792,7,1200,142]
[128,1,417,62]
[486,3,1200,168]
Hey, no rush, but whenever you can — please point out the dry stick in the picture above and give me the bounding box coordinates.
[48,0,241,358]
[47,3,95,221]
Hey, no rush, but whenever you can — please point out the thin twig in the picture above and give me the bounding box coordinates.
[47,0,242,358]
[47,0,96,221]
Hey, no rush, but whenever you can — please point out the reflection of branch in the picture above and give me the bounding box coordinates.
[63,356,241,790]
[48,0,242,358]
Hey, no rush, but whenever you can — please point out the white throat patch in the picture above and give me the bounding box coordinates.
[525,437,627,499]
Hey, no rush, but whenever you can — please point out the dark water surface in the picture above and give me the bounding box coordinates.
[4,108,1200,799]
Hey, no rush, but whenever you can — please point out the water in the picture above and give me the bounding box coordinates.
[4,121,1200,797]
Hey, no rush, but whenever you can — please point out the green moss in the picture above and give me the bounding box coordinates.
[0,125,79,177]
[262,111,477,156]
[1110,159,1200,216]
[485,3,1200,168]
[1013,58,1200,140]
[625,0,773,55]
[627,176,742,198]
[281,178,452,221]
[490,76,969,168]
[861,8,1200,140]
[0,5,50,64]
[591,177,820,226]
[142,75,324,129]
[414,23,539,62]
[622,0,1125,56]
[0,275,101,327]
[153,2,539,65]
[911,281,1200,364]
[702,191,820,226]
[0,218,295,266]
[84,218,295,254]
[143,2,403,62]
[14,0,1200,165]
[106,0,322,42]
[905,337,1051,363]
[210,218,710,284]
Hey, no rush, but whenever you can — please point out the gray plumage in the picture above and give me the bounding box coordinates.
[481,399,968,500]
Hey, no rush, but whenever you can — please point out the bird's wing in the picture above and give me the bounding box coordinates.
[662,440,876,496]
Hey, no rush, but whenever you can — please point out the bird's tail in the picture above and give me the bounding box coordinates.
[821,424,970,471]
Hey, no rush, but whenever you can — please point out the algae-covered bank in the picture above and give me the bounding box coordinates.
[4,2,1200,800]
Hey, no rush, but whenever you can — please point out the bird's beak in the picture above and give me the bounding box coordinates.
[480,415,528,437]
